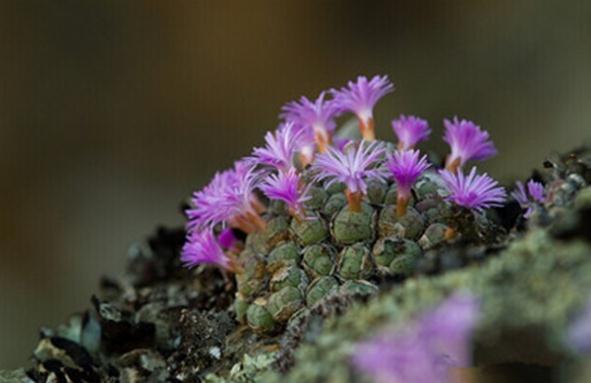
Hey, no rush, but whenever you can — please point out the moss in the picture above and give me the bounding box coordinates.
[0,369,27,382]
[204,353,277,383]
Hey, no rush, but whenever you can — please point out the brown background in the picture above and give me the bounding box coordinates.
[1,0,590,368]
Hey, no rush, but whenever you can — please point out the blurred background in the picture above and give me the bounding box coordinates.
[0,0,590,369]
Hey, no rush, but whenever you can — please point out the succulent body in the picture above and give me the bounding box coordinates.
[229,164,507,331]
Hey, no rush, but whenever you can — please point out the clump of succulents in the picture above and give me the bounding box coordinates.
[181,74,553,333]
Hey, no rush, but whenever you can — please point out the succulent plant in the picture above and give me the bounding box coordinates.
[267,241,301,268]
[269,264,308,293]
[246,298,277,333]
[267,286,304,322]
[175,74,520,333]
[290,214,329,246]
[378,206,425,240]
[336,243,373,280]
[332,203,376,245]
[305,276,340,306]
[302,243,336,278]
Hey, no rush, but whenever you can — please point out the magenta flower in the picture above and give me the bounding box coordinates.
[386,149,430,216]
[352,294,480,383]
[186,168,236,229]
[260,168,310,217]
[281,91,340,152]
[527,180,545,202]
[251,122,305,172]
[181,229,232,271]
[392,115,431,150]
[511,180,545,218]
[186,160,266,232]
[443,117,497,171]
[439,167,506,211]
[217,228,238,250]
[331,75,394,141]
[312,141,388,211]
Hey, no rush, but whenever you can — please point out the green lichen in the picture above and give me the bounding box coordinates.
[0,369,28,383]
[204,353,277,383]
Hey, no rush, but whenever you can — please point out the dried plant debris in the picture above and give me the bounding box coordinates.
[7,75,591,382]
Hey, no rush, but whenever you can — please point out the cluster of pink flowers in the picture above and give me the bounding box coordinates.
[181,74,519,272]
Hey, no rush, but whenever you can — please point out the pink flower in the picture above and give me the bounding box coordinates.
[313,141,388,211]
[387,149,430,216]
[181,229,232,271]
[392,115,431,150]
[217,228,238,250]
[387,149,431,200]
[312,141,388,195]
[186,160,265,232]
[260,168,310,217]
[331,75,394,140]
[443,117,497,171]
[439,167,506,211]
[281,91,340,152]
[251,122,306,172]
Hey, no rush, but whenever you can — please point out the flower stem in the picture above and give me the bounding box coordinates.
[228,255,244,274]
[298,151,314,168]
[346,190,363,212]
[359,117,375,141]
[251,196,267,214]
[444,226,457,241]
[446,157,461,173]
[246,210,267,232]
[289,207,305,224]
[314,129,331,153]
[396,195,409,217]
